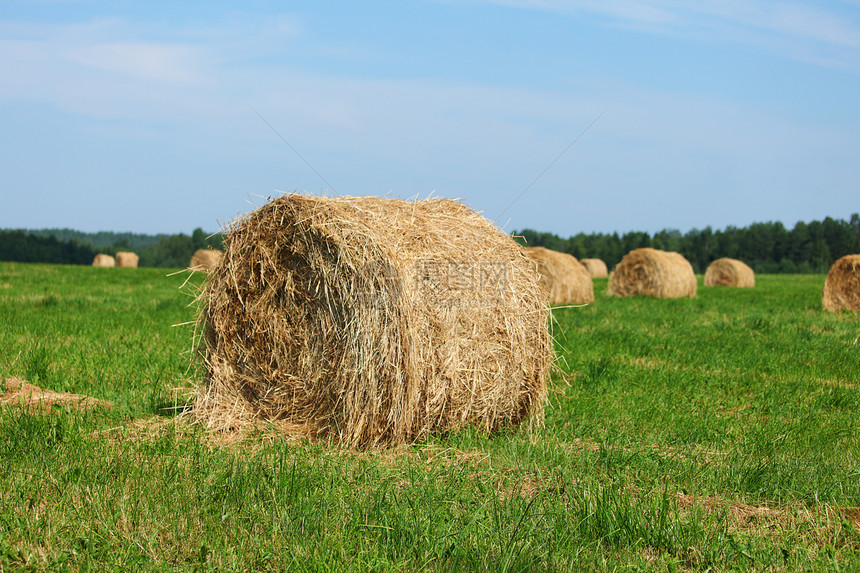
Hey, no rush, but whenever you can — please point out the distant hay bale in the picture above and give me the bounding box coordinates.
[704,258,754,287]
[190,249,222,271]
[822,254,860,312]
[608,248,697,298]
[195,194,552,447]
[581,258,608,279]
[524,246,594,305]
[92,254,115,267]
[115,251,139,268]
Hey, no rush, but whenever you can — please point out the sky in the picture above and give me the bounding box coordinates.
[1,0,859,237]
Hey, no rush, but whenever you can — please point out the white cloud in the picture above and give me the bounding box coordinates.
[65,42,209,83]
[0,20,240,124]
[472,0,860,70]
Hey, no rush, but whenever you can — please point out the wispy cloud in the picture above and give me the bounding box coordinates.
[65,42,208,83]
[473,0,860,70]
[0,14,306,116]
[0,18,218,119]
[1,5,857,234]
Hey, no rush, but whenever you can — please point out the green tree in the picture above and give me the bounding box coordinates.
[850,213,860,252]
[139,234,195,268]
[622,231,650,254]
[192,228,208,251]
[652,229,682,253]
[822,216,852,260]
[0,231,96,264]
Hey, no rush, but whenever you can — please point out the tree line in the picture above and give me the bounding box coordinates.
[2,214,859,272]
[516,214,860,273]
[0,228,224,268]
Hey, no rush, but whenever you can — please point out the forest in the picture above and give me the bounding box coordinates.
[515,214,860,273]
[1,214,858,272]
[0,228,223,268]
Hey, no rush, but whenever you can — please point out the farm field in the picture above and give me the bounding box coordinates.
[1,262,859,571]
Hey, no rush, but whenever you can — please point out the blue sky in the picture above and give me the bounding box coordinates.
[2,1,858,236]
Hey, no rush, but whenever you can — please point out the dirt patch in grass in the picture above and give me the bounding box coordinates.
[677,492,860,537]
[613,355,672,372]
[677,492,781,522]
[842,508,860,533]
[816,378,858,390]
[88,415,175,441]
[1,377,113,411]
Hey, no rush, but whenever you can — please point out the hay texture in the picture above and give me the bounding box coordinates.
[196,194,552,448]
[524,247,594,305]
[822,254,860,312]
[608,248,697,298]
[2,377,113,411]
[704,258,754,288]
[190,249,222,271]
[581,258,608,279]
[92,254,115,267]
[115,251,139,268]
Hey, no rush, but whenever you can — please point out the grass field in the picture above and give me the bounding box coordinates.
[1,261,858,571]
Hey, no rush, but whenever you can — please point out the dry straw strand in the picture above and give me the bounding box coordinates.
[580,258,608,278]
[822,254,860,312]
[92,254,115,267]
[194,194,552,448]
[524,246,594,305]
[704,258,754,288]
[115,251,139,268]
[607,248,697,298]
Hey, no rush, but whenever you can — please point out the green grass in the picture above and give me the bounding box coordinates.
[0,263,200,416]
[1,263,859,571]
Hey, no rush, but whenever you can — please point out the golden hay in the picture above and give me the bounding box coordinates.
[92,253,115,267]
[115,251,139,268]
[195,194,552,448]
[190,249,222,271]
[524,246,594,305]
[704,257,755,288]
[608,248,697,298]
[822,254,860,312]
[2,377,113,410]
[580,258,608,278]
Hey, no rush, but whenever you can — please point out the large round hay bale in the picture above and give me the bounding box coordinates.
[704,257,754,287]
[115,251,139,268]
[190,249,222,271]
[581,258,608,278]
[608,248,696,298]
[822,254,860,312]
[196,194,552,447]
[92,254,115,267]
[524,246,594,305]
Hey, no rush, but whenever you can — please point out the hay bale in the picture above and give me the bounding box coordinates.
[822,254,860,312]
[524,246,594,305]
[581,258,608,278]
[608,248,696,298]
[704,257,754,287]
[115,251,139,268]
[190,249,222,271]
[92,254,115,267]
[196,194,552,447]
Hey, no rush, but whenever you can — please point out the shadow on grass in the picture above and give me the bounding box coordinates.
[151,399,193,417]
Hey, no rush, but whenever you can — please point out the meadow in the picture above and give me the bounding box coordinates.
[0,261,858,571]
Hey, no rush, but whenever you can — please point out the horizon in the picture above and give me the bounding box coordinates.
[6,209,858,241]
[2,1,859,237]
